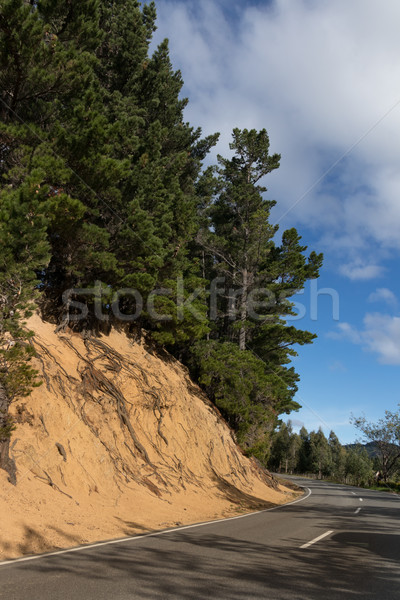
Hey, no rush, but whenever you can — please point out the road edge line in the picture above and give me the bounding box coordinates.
[0,487,312,568]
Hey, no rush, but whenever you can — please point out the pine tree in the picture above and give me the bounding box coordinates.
[200,129,322,397]
[194,129,322,454]
[200,128,280,349]
[297,426,311,473]
[269,421,291,472]
[309,428,331,479]
[328,430,346,480]
[1,0,216,341]
[191,340,277,459]
[95,4,218,343]
[0,0,126,325]
[0,174,50,482]
[287,428,301,473]
[0,2,324,472]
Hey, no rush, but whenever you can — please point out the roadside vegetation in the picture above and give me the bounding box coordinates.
[5,2,397,494]
[269,415,400,492]
[0,0,322,480]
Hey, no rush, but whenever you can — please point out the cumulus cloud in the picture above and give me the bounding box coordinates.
[329,313,400,364]
[152,0,400,271]
[362,313,400,364]
[368,287,397,306]
[328,322,362,344]
[339,262,385,281]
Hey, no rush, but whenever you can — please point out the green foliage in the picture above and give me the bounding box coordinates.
[0,414,15,440]
[369,481,400,492]
[344,445,373,487]
[191,340,276,460]
[309,428,331,479]
[269,421,301,473]
[196,128,322,451]
[201,128,322,350]
[351,410,400,482]
[1,342,41,399]
[296,426,311,473]
[0,1,324,470]
[268,423,374,485]
[0,169,49,476]
[328,430,346,480]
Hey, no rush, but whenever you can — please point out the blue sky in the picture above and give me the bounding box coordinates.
[151,0,400,443]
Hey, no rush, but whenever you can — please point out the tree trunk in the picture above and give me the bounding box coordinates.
[0,382,16,485]
[382,454,389,482]
[239,267,248,351]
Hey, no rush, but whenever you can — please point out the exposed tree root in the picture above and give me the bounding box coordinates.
[39,415,49,435]
[35,470,74,501]
[29,326,268,504]
[79,364,152,465]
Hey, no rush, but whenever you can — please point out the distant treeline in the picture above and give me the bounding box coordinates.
[268,421,374,486]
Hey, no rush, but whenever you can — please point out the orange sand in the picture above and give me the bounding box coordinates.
[0,314,297,559]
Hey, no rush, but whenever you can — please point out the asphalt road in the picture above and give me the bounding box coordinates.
[1,476,399,599]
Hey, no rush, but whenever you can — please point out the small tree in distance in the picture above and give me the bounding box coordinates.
[344,445,373,487]
[309,428,331,479]
[351,410,400,482]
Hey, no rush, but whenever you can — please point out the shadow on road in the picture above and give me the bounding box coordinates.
[2,482,400,599]
[4,516,399,599]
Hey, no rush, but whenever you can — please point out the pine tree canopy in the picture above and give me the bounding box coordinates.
[194,128,322,457]
[0,0,323,474]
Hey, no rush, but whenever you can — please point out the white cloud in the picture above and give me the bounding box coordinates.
[339,262,385,281]
[362,313,400,364]
[329,312,400,364]
[368,288,397,306]
[153,0,400,269]
[328,322,362,344]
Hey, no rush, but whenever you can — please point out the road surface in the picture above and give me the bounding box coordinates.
[0,477,399,599]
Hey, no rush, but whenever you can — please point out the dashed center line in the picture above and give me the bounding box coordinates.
[351,492,356,495]
[355,507,361,514]
[300,530,334,549]
[359,498,363,502]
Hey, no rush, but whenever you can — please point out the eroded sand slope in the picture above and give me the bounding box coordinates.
[0,314,296,559]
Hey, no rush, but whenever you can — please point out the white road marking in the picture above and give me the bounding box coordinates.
[0,487,312,568]
[300,530,334,549]
[351,492,356,495]
[359,498,363,501]
[355,507,361,514]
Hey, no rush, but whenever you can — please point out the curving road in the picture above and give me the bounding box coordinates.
[0,477,399,599]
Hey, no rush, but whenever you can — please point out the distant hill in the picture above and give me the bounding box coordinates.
[344,442,380,458]
[345,441,400,460]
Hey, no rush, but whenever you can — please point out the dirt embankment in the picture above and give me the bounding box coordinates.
[0,314,297,559]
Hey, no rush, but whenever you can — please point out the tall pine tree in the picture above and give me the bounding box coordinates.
[0,174,49,482]
[194,129,323,457]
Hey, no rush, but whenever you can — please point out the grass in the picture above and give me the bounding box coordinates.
[367,481,400,494]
